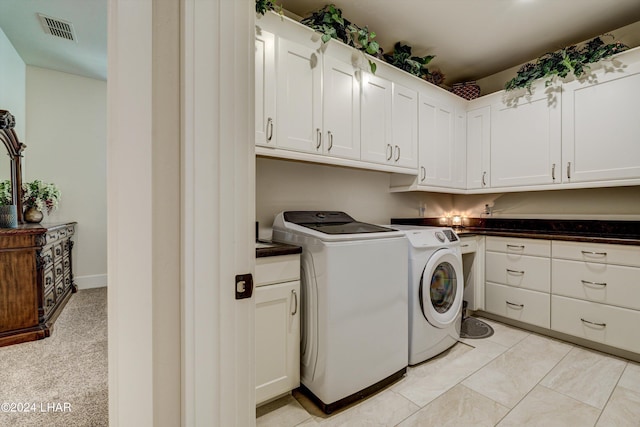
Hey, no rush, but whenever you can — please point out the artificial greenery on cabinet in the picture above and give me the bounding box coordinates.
[505,35,629,92]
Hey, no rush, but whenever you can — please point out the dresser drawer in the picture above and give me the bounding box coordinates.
[43,288,56,316]
[552,259,640,310]
[485,282,550,328]
[486,251,551,292]
[44,267,55,292]
[552,241,640,267]
[486,236,550,257]
[551,295,640,354]
[255,254,300,287]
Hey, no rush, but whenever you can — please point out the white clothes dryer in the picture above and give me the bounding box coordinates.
[273,211,408,413]
[392,225,463,365]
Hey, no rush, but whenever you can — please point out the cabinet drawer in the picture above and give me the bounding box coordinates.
[255,254,300,287]
[486,251,550,292]
[44,267,55,292]
[552,241,640,267]
[43,288,56,316]
[552,259,640,310]
[551,295,640,354]
[486,236,550,257]
[459,237,477,254]
[485,282,550,328]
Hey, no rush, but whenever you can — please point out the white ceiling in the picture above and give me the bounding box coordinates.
[1,1,640,84]
[0,0,107,81]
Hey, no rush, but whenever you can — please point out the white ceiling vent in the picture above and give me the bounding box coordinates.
[37,13,77,42]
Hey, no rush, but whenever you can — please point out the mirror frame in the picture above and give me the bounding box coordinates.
[0,110,25,224]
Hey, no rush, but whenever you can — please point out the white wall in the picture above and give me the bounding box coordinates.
[258,158,640,227]
[26,65,107,288]
[0,26,26,177]
[453,186,640,220]
[256,157,453,237]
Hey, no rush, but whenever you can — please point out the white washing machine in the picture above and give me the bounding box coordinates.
[273,211,408,414]
[392,225,463,365]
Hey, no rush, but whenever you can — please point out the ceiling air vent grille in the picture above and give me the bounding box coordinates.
[38,14,77,42]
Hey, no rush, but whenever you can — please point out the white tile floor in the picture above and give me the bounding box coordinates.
[256,318,640,427]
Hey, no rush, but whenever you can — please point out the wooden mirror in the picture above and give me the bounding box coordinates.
[0,110,26,224]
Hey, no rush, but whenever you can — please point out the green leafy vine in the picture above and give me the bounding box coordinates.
[505,35,629,92]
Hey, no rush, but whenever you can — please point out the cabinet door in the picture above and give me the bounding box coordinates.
[453,108,467,188]
[562,59,640,183]
[360,73,393,165]
[255,31,276,147]
[491,89,561,187]
[418,94,456,187]
[466,105,491,189]
[276,37,322,153]
[322,53,360,160]
[255,280,300,405]
[391,83,418,169]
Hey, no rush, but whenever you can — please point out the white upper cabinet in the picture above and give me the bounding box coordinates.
[361,73,393,165]
[255,30,276,147]
[490,85,561,187]
[562,49,640,183]
[466,105,491,189]
[418,94,465,188]
[276,37,322,153]
[322,45,361,160]
[391,83,418,169]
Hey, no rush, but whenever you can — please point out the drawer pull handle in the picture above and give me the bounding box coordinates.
[461,244,469,248]
[291,290,298,316]
[506,269,525,275]
[507,244,525,250]
[506,301,524,308]
[316,128,322,149]
[327,131,333,151]
[581,250,607,256]
[581,280,607,287]
[394,145,400,161]
[386,144,393,161]
[581,318,606,328]
[482,171,487,187]
[420,166,426,182]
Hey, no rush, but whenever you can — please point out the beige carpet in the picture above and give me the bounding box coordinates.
[0,287,108,426]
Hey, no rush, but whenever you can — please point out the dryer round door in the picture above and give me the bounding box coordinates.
[419,248,463,328]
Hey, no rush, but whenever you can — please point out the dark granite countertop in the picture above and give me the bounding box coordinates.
[255,241,302,258]
[391,218,640,246]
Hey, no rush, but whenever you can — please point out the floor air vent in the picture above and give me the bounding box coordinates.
[38,14,77,42]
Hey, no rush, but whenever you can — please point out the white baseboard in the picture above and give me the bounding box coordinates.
[75,274,108,290]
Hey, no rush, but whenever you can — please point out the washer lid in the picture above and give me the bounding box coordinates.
[283,211,396,235]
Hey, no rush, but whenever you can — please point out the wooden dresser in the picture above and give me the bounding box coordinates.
[0,222,77,346]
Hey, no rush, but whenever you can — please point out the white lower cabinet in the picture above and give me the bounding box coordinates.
[484,236,551,328]
[485,237,640,356]
[255,254,300,405]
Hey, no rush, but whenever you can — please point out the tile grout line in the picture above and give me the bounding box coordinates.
[592,360,629,426]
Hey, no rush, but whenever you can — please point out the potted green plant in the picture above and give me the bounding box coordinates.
[22,180,61,223]
[0,180,17,228]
